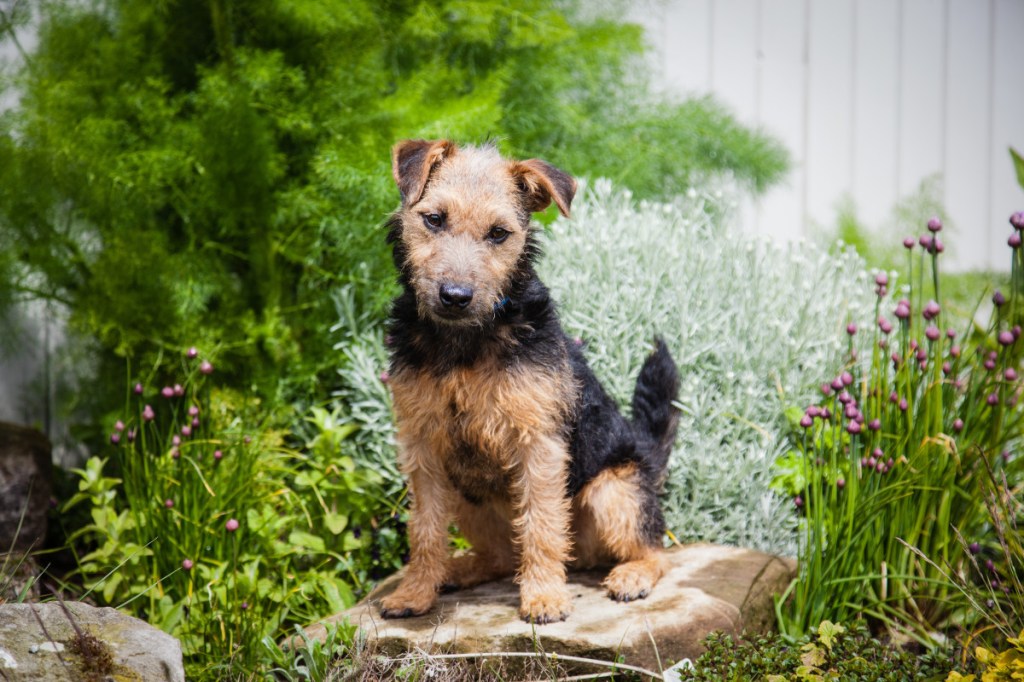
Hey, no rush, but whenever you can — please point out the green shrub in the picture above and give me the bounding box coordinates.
[63,352,399,679]
[679,621,954,681]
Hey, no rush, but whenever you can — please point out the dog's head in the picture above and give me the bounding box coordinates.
[387,139,576,327]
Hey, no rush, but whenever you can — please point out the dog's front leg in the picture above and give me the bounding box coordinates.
[513,434,573,624]
[380,458,454,618]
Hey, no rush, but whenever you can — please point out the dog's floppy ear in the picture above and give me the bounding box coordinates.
[511,158,577,217]
[392,139,456,206]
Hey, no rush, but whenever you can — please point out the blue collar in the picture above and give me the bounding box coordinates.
[493,296,511,313]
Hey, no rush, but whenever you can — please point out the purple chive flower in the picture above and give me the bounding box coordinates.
[918,360,928,372]
[987,393,999,406]
[868,419,881,431]
[950,345,961,358]
[947,329,956,339]
[1014,325,1022,339]
[182,559,193,571]
[836,478,845,489]
[1011,211,1024,230]
[879,339,888,350]
[876,460,886,472]
[879,318,893,334]
[1010,232,1023,249]
[993,290,1006,307]
[916,349,928,362]
[927,216,942,232]
[171,447,180,459]
[919,234,933,249]
[820,382,833,396]
[866,456,877,469]
[875,272,889,287]
[379,370,390,384]
[838,391,852,405]
[923,300,941,321]
[1002,450,1011,462]
[953,419,964,432]
[925,326,940,341]
[800,414,813,429]
[240,602,249,611]
[894,302,910,320]
[192,417,200,428]
[846,323,857,336]
[889,391,899,403]
[844,404,859,420]
[985,559,995,572]
[133,382,144,395]
[110,432,121,445]
[899,398,908,411]
[161,386,174,399]
[187,346,198,359]
[846,421,862,435]
[243,435,252,445]
[114,419,125,432]
[214,449,223,460]
[942,361,952,375]
[806,405,822,418]
[999,330,1015,346]
[172,434,181,446]
[841,371,854,386]
[820,408,832,421]
[173,383,184,397]
[1005,368,1018,381]
[188,405,200,417]
[165,499,174,509]
[934,239,945,253]
[200,360,214,375]
[794,496,804,508]
[181,425,192,438]
[903,236,916,249]
[142,404,155,421]
[831,376,845,391]
[225,518,240,532]
[126,429,136,443]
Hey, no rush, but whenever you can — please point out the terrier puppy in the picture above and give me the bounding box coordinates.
[379,139,680,624]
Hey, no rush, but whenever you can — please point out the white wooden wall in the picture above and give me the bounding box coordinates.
[633,0,1024,271]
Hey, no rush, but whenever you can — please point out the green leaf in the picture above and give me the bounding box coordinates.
[288,530,327,553]
[1011,147,1024,191]
[324,510,347,535]
[816,620,845,652]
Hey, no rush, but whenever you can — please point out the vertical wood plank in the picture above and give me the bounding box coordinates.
[710,0,759,122]
[898,0,945,201]
[756,0,807,242]
[852,0,901,228]
[659,0,714,95]
[804,0,856,233]
[989,0,1024,268]
[945,0,993,270]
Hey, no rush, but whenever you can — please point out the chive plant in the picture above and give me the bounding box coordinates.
[778,214,1024,641]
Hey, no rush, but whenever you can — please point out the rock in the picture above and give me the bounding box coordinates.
[0,421,52,552]
[0,601,185,682]
[302,543,795,673]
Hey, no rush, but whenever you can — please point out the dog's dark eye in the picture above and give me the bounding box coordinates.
[422,213,444,231]
[487,226,510,244]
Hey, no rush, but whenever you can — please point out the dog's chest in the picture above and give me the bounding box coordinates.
[390,358,575,500]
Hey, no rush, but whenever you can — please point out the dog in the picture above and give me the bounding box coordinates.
[379,139,680,624]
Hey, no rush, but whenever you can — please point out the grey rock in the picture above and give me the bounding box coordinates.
[0,421,52,553]
[302,543,796,673]
[0,601,185,681]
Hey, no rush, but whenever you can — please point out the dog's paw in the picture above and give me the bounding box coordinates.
[379,590,436,619]
[518,585,573,625]
[603,562,658,603]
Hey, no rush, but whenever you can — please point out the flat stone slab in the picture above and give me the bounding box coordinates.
[303,543,795,671]
[0,602,185,681]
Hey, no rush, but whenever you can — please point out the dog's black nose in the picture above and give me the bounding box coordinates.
[439,283,474,309]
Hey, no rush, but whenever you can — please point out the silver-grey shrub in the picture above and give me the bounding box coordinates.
[335,179,875,555]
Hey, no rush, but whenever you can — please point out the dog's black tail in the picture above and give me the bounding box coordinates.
[631,337,681,480]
